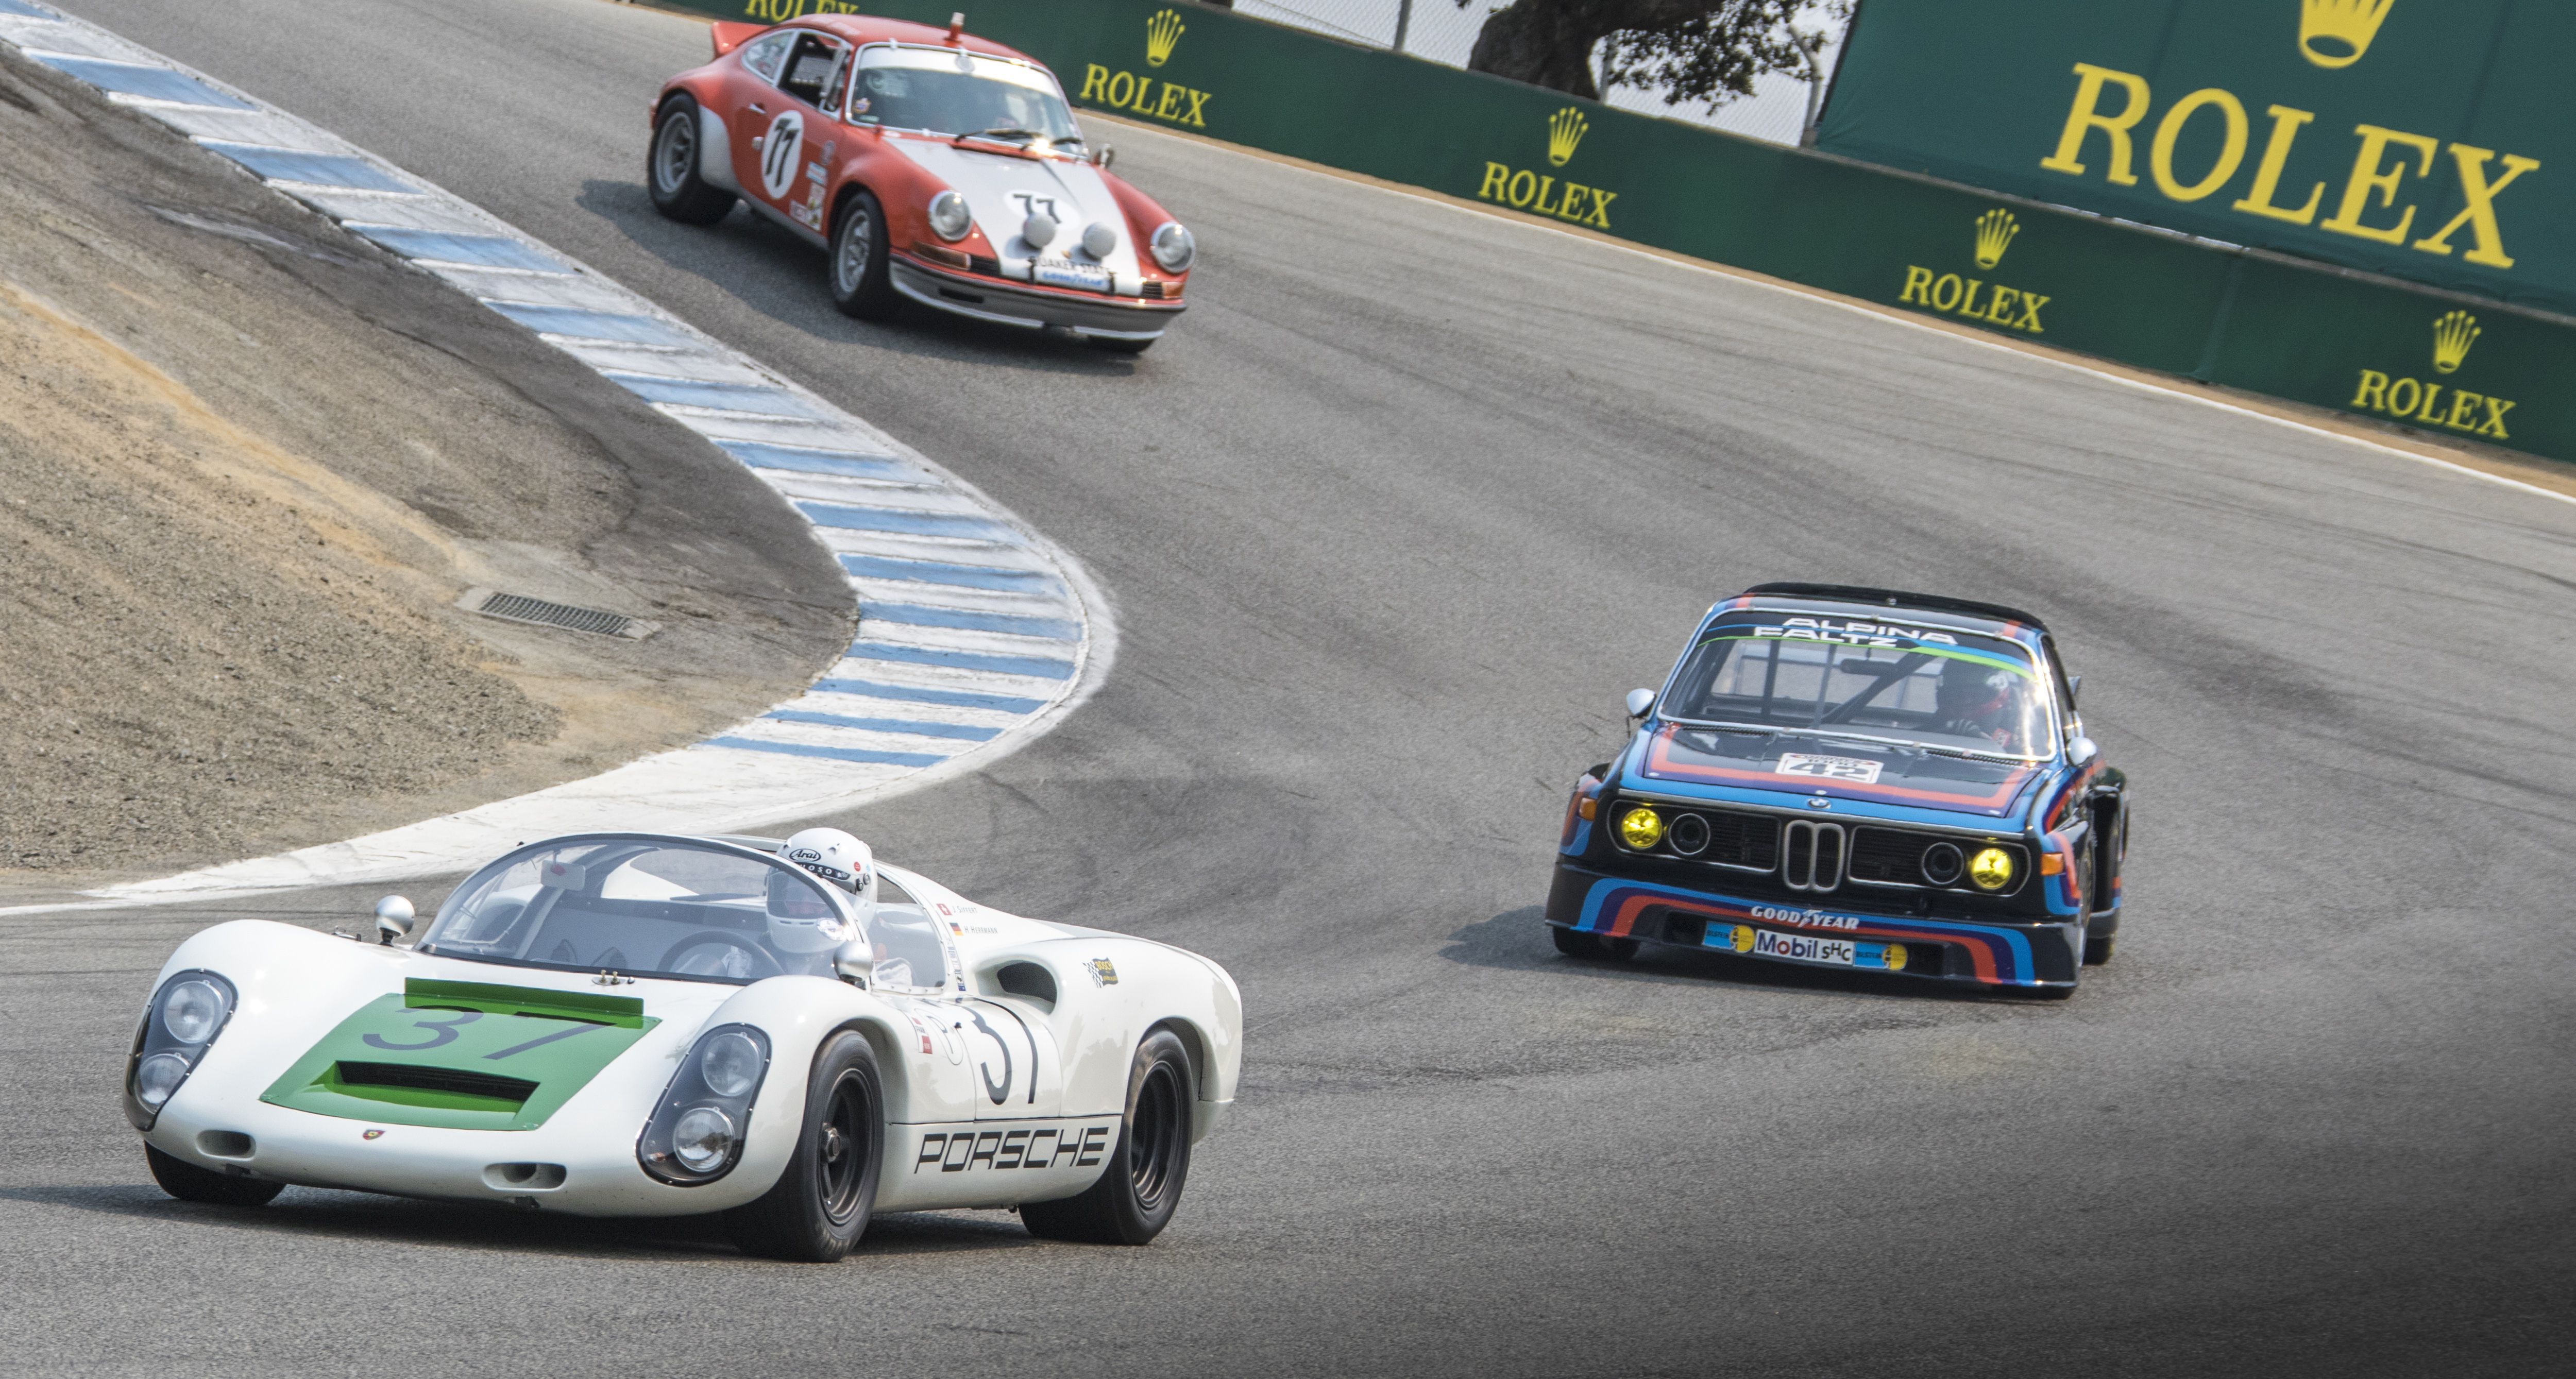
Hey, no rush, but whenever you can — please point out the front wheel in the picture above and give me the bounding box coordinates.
[1022,1029,1193,1245]
[145,1144,283,1206]
[647,97,736,225]
[1551,925,1637,961]
[2083,926,2117,966]
[724,1031,883,1262]
[828,188,899,320]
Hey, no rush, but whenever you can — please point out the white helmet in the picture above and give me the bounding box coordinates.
[781,827,872,893]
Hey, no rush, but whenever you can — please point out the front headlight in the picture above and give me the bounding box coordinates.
[1968,846,2015,891]
[1149,220,1195,272]
[124,970,239,1130]
[637,1023,772,1185]
[1617,806,1664,850]
[927,190,972,241]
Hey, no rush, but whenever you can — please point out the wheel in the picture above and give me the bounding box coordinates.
[145,1143,283,1206]
[1022,1029,1192,1245]
[647,96,736,225]
[1085,334,1157,354]
[1550,925,1638,961]
[2083,927,2117,966]
[724,1030,883,1262]
[828,188,899,320]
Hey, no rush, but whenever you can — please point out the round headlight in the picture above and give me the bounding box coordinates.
[1080,220,1118,259]
[927,189,973,241]
[1617,806,1664,850]
[671,1105,738,1173]
[699,1031,764,1100]
[1921,842,1963,887]
[1968,846,2015,891]
[134,1052,190,1109]
[1021,211,1059,250]
[1149,220,1195,272]
[161,979,226,1045]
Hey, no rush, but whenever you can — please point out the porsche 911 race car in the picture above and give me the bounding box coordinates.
[125,831,1240,1260]
[647,12,1195,351]
[1547,584,2129,997]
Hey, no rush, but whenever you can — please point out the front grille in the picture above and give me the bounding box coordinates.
[1846,827,2028,896]
[1142,280,1180,300]
[1620,804,1778,871]
[332,1062,537,1106]
[1850,828,1931,884]
[1783,820,1846,892]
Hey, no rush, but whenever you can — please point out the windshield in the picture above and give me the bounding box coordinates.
[1662,615,2057,760]
[850,47,1079,142]
[416,838,863,984]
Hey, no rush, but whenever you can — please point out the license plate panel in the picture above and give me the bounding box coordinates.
[1032,257,1112,292]
[1708,924,1909,971]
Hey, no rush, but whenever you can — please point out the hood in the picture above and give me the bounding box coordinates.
[887,137,1145,285]
[257,973,721,1132]
[1630,723,2050,823]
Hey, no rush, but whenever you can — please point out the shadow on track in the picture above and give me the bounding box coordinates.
[1443,906,2020,1005]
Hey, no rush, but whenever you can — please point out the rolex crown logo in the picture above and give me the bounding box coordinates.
[1546,106,1588,168]
[1145,8,1185,67]
[2431,309,2481,374]
[2299,0,2395,70]
[1973,208,2021,270]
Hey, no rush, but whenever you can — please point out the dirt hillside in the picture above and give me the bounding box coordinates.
[0,47,854,883]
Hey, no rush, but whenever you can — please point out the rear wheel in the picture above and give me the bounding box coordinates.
[1551,925,1637,961]
[1022,1029,1192,1245]
[725,1031,882,1262]
[145,1144,282,1206]
[828,188,899,320]
[647,97,736,225]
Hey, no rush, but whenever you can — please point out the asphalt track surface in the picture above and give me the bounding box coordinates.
[11,2,2574,1374]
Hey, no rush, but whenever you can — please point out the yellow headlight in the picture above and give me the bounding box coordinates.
[1968,846,2015,891]
[1617,806,1664,850]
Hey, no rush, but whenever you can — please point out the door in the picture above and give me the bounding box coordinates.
[733,30,846,235]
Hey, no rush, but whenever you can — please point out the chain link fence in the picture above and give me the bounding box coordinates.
[1227,0,1848,145]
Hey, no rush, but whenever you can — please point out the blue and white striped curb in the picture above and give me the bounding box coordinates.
[0,2,1115,901]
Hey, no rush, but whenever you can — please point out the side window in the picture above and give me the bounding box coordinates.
[738,31,793,85]
[778,35,847,111]
[2041,636,2080,734]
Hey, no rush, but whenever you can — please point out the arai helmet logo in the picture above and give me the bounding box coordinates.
[789,847,822,863]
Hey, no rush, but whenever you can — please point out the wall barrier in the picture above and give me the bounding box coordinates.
[657,0,2576,467]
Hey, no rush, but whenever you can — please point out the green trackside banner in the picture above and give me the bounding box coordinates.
[1817,0,2575,317]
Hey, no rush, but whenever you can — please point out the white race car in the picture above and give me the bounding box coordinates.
[124,830,1241,1260]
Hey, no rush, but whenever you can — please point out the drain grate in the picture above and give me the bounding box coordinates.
[458,587,658,640]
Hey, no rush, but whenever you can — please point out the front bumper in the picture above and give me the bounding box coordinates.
[889,256,1185,340]
[1547,862,2080,990]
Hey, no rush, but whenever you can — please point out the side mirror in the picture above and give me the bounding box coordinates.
[1093,144,1115,168]
[1624,688,1657,720]
[832,941,875,990]
[373,895,415,945]
[2066,736,2099,768]
[2067,674,2083,707]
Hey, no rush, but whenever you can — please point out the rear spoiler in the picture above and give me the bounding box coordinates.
[710,21,767,57]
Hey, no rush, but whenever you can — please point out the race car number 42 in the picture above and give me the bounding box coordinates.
[1775,753,1884,784]
[1033,258,1111,292]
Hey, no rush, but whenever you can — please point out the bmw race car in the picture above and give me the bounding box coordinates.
[648,12,1196,351]
[125,831,1240,1259]
[1547,585,2129,997]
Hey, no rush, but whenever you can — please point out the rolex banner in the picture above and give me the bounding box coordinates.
[1817,0,2575,316]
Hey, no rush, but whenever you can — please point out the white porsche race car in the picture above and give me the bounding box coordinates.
[124,831,1241,1261]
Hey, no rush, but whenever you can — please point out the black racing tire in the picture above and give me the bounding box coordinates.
[2083,928,2117,966]
[647,96,737,226]
[828,187,900,320]
[1021,1028,1192,1246]
[1085,334,1157,355]
[724,1030,883,1263]
[1551,925,1638,961]
[145,1143,283,1206]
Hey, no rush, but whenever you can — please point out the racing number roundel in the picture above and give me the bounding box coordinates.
[759,110,804,200]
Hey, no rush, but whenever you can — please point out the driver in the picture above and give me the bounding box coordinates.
[1934,658,2022,748]
[772,827,911,986]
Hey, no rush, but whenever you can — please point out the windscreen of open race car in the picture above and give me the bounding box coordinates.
[1663,617,2056,759]
[415,840,867,984]
[850,48,1079,142]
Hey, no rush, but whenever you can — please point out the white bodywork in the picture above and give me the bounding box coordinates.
[887,140,1145,293]
[134,857,1241,1218]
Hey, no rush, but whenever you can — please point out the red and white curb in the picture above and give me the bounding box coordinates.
[0,0,1114,904]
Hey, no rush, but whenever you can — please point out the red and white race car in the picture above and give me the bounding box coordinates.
[648,12,1195,352]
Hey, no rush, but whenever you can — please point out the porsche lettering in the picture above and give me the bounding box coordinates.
[915,1125,1110,1173]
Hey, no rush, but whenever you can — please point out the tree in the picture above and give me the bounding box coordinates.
[1457,0,1848,107]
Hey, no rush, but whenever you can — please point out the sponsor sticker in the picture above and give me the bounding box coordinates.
[1085,959,1118,986]
[1776,753,1885,784]
[1033,257,1112,292]
[913,1123,1110,1173]
[1706,924,1907,971]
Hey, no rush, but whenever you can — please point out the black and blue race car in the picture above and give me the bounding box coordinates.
[1546,584,2128,997]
